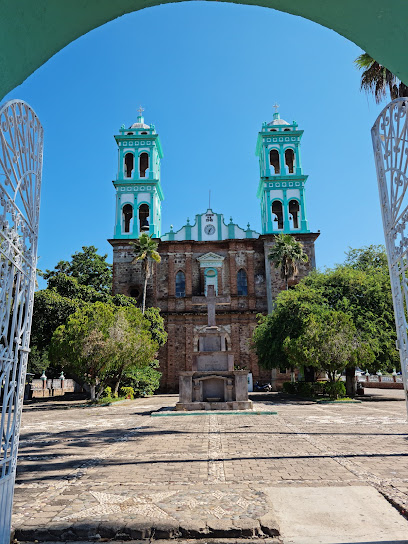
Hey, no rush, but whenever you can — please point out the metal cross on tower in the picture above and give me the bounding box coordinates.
[273,103,280,113]
[137,105,145,116]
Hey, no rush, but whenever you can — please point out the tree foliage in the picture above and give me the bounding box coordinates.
[253,246,399,382]
[284,311,374,382]
[29,246,166,383]
[355,53,408,104]
[49,303,158,399]
[131,234,161,313]
[268,233,308,290]
[42,245,113,294]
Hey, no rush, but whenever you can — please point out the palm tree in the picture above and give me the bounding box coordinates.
[268,233,308,290]
[130,233,161,314]
[355,53,408,104]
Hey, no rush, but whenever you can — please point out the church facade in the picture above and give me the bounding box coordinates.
[108,108,319,391]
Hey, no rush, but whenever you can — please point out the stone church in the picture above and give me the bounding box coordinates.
[108,108,319,391]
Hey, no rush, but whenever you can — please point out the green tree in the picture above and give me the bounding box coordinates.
[344,244,388,273]
[268,233,308,290]
[49,303,158,399]
[43,245,113,294]
[355,53,408,104]
[130,233,161,313]
[50,302,116,399]
[104,307,158,396]
[29,290,81,375]
[29,246,142,377]
[253,250,399,396]
[144,307,168,347]
[284,311,374,385]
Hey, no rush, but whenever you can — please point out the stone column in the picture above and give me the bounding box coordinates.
[247,249,255,310]
[168,252,175,312]
[185,250,192,297]
[229,247,237,310]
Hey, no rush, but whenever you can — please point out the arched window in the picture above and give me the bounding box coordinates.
[122,204,133,233]
[138,204,150,232]
[175,271,186,298]
[284,128,291,132]
[272,201,283,230]
[124,153,134,178]
[139,152,149,177]
[285,149,295,174]
[269,149,280,174]
[289,200,300,229]
[237,269,248,296]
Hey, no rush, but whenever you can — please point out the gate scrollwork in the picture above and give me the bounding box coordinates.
[0,100,43,542]
[372,98,408,418]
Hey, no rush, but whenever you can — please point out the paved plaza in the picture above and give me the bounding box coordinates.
[11,390,408,543]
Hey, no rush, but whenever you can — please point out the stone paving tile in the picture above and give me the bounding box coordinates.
[11,390,408,541]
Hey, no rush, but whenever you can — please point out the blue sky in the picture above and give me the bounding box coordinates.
[3,2,386,282]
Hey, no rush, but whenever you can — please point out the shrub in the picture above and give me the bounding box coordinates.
[324,381,346,399]
[102,386,112,399]
[123,360,162,397]
[282,382,297,394]
[298,382,314,398]
[121,386,134,400]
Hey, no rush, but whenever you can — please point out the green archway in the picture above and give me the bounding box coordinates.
[0,0,407,100]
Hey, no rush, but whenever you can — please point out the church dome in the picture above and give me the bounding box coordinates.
[267,117,290,126]
[130,120,150,129]
[267,106,290,127]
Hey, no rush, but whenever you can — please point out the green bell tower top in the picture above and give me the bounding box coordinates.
[256,105,310,234]
[112,107,164,239]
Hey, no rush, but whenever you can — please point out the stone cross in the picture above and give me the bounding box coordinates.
[192,285,230,327]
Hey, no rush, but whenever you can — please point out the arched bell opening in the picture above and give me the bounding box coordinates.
[272,200,283,230]
[138,204,150,232]
[124,153,134,178]
[289,199,300,229]
[139,152,149,177]
[285,148,295,174]
[122,203,133,233]
[269,149,280,174]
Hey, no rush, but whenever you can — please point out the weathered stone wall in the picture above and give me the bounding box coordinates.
[109,233,319,392]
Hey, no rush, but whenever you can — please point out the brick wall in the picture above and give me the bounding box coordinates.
[109,233,319,392]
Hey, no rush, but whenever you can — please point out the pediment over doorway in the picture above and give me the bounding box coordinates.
[197,252,225,268]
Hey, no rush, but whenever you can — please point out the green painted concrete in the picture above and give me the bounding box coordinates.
[0,1,408,100]
[151,410,278,416]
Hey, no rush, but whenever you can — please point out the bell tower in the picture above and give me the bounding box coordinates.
[113,107,164,239]
[256,105,309,234]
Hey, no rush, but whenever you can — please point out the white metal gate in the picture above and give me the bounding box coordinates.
[372,98,408,418]
[0,100,43,543]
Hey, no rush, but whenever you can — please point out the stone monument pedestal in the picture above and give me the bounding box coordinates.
[176,287,253,411]
[177,369,252,411]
